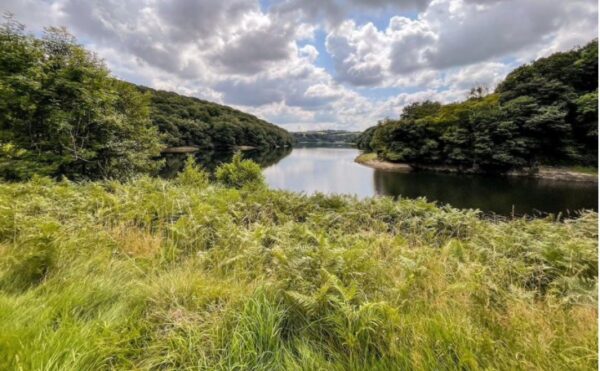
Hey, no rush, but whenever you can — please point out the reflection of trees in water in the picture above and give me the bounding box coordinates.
[373,170,598,216]
[160,147,292,179]
[245,147,293,168]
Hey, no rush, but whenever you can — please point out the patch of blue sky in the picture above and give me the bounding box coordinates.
[298,29,336,75]
[258,0,276,12]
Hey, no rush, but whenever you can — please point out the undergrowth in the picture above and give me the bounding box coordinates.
[0,165,596,370]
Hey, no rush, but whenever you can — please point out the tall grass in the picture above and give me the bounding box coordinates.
[0,169,596,370]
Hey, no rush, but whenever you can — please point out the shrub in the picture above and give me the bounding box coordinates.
[176,156,210,188]
[215,152,265,189]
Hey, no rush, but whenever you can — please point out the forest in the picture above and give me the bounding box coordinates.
[291,130,360,145]
[358,41,598,172]
[0,18,292,181]
[139,85,293,150]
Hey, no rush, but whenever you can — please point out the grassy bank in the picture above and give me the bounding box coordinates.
[0,170,597,369]
[354,152,411,172]
[567,166,598,175]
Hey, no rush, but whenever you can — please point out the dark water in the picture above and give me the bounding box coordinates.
[162,146,597,216]
[160,146,292,178]
[261,147,598,216]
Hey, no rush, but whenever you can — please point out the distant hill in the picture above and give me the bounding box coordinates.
[136,86,293,150]
[291,130,361,145]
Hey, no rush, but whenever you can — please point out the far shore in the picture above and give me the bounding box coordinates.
[355,152,598,183]
[161,146,199,154]
[354,153,412,172]
[161,145,259,154]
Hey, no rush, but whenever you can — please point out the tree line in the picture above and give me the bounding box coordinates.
[291,130,360,144]
[140,86,292,150]
[358,40,598,172]
[0,17,292,181]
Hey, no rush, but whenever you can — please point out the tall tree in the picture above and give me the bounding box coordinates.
[0,17,162,180]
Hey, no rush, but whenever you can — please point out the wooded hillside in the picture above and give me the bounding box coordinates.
[358,41,598,172]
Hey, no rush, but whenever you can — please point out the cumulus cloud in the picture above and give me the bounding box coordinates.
[0,0,597,131]
[274,0,434,25]
[326,0,597,87]
[326,21,388,86]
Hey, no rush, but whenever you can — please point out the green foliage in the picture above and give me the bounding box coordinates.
[138,86,293,150]
[362,41,598,171]
[291,130,360,144]
[176,155,210,188]
[0,18,163,180]
[0,16,293,181]
[0,177,596,369]
[355,125,377,151]
[215,152,265,189]
[400,100,443,120]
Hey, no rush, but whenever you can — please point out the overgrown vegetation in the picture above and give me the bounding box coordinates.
[0,160,596,369]
[215,152,265,189]
[358,41,598,172]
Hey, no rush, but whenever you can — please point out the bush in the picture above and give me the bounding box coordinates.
[176,156,210,188]
[0,18,163,181]
[215,152,265,189]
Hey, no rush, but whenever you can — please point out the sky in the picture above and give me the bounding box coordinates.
[2,0,598,131]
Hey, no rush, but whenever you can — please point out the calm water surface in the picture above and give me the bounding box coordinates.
[262,147,598,216]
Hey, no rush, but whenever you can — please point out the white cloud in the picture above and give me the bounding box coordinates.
[0,0,597,131]
[274,0,434,25]
[326,0,597,88]
[299,44,319,62]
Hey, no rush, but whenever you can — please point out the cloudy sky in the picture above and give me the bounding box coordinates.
[3,0,598,131]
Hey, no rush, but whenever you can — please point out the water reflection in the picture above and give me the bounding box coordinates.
[263,147,375,196]
[162,146,597,216]
[373,170,598,216]
[263,147,597,216]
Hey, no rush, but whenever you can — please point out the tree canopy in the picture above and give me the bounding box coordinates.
[140,86,293,150]
[358,40,598,171]
[0,17,162,180]
[291,130,360,144]
[0,17,293,180]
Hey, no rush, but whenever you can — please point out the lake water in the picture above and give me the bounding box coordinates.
[162,146,597,216]
[262,147,598,216]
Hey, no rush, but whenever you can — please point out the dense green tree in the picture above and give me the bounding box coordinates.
[140,86,293,150]
[0,18,162,180]
[356,126,377,151]
[0,16,294,180]
[360,40,598,172]
[400,101,442,120]
[215,152,265,189]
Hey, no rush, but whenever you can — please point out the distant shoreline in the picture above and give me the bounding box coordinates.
[354,153,411,172]
[355,153,598,183]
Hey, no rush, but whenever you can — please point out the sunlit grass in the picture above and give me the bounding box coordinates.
[0,169,597,370]
[567,166,598,175]
[354,152,378,163]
